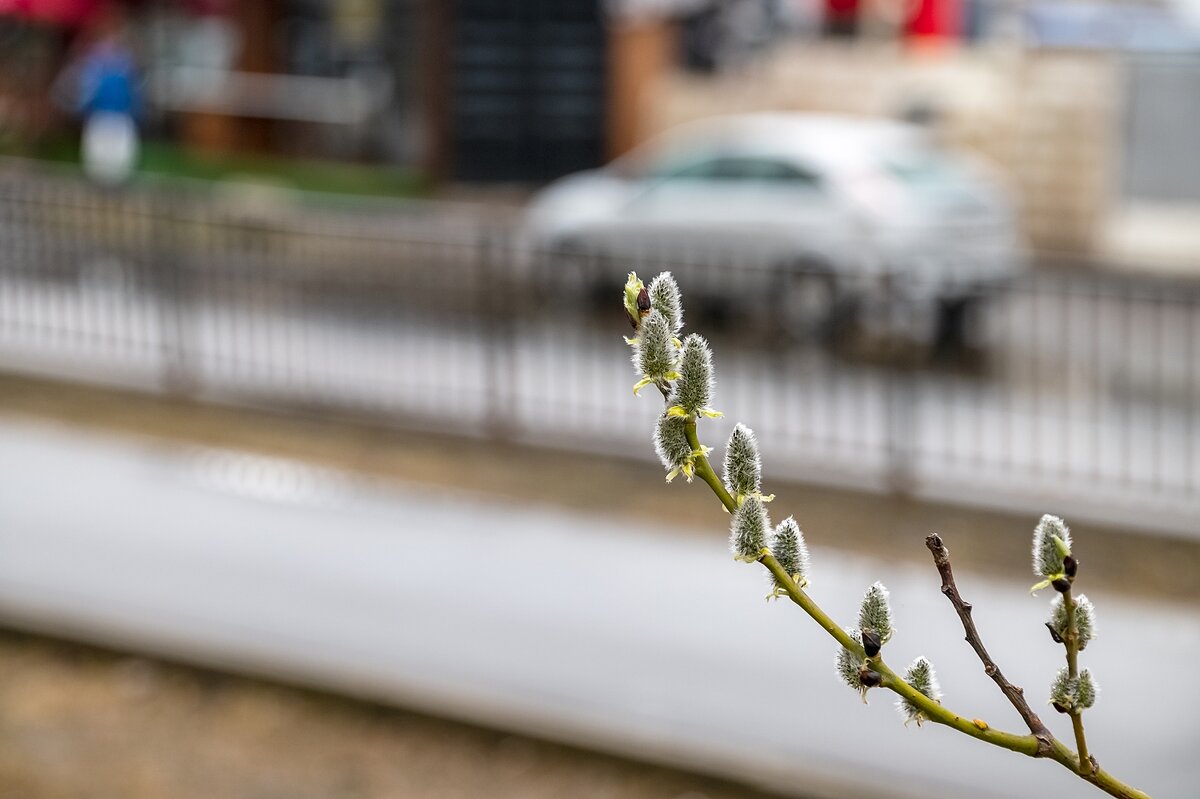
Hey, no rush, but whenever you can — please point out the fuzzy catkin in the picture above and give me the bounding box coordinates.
[648,272,683,335]
[897,656,942,723]
[672,334,714,415]
[653,413,692,474]
[730,495,769,560]
[1032,514,1072,578]
[723,423,762,498]
[858,582,893,644]
[1049,594,1096,650]
[836,628,863,691]
[635,309,677,382]
[1049,667,1098,711]
[769,517,809,590]
[1050,667,1072,708]
[1075,670,1098,709]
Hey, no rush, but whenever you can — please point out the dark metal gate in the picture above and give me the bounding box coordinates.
[451,0,608,182]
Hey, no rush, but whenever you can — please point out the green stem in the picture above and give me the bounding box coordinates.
[675,416,1151,798]
[683,419,737,513]
[759,554,1039,756]
[1063,588,1092,774]
[760,553,861,653]
[1045,739,1153,799]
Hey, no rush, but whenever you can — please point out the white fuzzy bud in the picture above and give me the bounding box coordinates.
[1076,669,1098,709]
[768,516,810,591]
[1050,667,1072,709]
[653,414,692,477]
[730,495,769,561]
[672,334,714,416]
[836,627,864,691]
[648,271,683,335]
[634,309,677,384]
[858,582,893,645]
[723,423,762,499]
[897,656,942,726]
[1048,594,1097,651]
[1049,667,1099,712]
[1032,513,1073,579]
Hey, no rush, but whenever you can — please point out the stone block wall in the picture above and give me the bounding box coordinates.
[641,44,1120,257]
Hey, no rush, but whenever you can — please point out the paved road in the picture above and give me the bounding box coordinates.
[0,420,1194,799]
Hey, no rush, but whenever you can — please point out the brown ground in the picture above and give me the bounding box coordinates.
[0,631,786,799]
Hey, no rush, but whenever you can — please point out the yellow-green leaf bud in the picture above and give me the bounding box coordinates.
[623,272,647,329]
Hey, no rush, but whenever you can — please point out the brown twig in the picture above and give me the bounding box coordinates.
[924,533,1054,756]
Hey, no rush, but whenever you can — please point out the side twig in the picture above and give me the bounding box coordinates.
[925,533,1054,754]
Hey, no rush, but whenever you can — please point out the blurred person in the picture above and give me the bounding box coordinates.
[65,9,141,186]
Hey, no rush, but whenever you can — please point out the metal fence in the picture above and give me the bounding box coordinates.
[1,165,1197,534]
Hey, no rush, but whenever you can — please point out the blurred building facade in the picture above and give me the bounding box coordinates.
[2,0,1199,266]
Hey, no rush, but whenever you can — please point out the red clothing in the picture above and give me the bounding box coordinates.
[907,0,961,38]
[0,0,107,27]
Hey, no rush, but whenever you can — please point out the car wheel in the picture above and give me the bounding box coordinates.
[536,240,607,309]
[773,267,847,343]
[932,294,984,358]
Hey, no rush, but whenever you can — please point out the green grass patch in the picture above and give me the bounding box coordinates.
[11,135,428,199]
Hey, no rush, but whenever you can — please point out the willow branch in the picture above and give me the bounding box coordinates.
[628,292,1148,796]
[754,551,1038,752]
[684,416,1040,753]
[680,416,1151,799]
[924,533,1053,751]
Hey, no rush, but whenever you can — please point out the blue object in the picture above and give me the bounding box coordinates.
[78,47,140,120]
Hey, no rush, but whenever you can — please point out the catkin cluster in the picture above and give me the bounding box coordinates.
[626,272,1104,746]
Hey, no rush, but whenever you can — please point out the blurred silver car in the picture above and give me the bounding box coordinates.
[525,113,1025,341]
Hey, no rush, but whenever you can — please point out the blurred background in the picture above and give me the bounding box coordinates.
[0,1,1198,798]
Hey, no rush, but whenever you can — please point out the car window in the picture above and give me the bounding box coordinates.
[722,157,823,186]
[663,157,722,179]
[887,155,953,185]
[885,152,976,200]
[654,155,823,187]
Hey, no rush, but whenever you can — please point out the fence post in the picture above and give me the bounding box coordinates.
[479,223,517,441]
[154,187,194,396]
[884,281,917,495]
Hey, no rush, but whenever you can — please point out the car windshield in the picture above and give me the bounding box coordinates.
[884,152,981,204]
